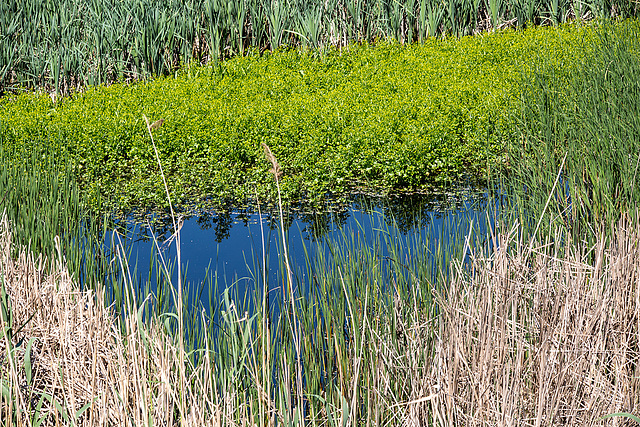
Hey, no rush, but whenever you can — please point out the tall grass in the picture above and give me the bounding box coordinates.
[0,146,112,289]
[502,19,640,239]
[432,214,640,425]
[3,189,640,425]
[0,192,479,425]
[1,13,640,427]
[0,144,177,328]
[0,130,476,424]
[1,0,637,93]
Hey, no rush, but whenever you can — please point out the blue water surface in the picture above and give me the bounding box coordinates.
[106,191,490,316]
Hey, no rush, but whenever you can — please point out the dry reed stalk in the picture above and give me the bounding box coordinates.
[142,114,188,425]
[261,142,304,419]
[366,217,640,426]
[426,217,640,426]
[0,215,222,426]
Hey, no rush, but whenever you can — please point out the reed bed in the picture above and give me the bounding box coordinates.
[0,147,117,294]
[2,158,640,427]
[432,216,640,425]
[0,215,218,426]
[504,19,640,237]
[3,208,640,425]
[1,0,637,93]
[2,11,639,426]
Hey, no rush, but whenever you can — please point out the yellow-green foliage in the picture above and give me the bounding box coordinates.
[2,0,636,93]
[0,22,599,212]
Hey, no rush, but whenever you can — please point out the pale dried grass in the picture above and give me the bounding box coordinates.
[3,206,640,426]
[370,217,640,426]
[425,218,640,426]
[0,216,221,426]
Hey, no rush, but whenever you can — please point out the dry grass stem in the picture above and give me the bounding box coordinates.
[427,217,640,426]
[0,215,221,426]
[2,205,640,426]
[261,143,283,180]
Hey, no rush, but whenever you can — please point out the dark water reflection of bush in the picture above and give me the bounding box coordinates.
[117,184,488,244]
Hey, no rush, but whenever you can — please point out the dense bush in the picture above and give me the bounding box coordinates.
[0,22,601,213]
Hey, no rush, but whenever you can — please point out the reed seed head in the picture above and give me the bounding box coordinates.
[142,115,164,131]
[150,119,165,131]
[261,142,282,180]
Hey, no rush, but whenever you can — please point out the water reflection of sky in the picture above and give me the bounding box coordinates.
[107,189,490,314]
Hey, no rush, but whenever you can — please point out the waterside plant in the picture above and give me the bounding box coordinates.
[1,21,622,215]
[1,0,637,94]
[503,19,640,237]
[2,199,640,425]
[1,16,640,427]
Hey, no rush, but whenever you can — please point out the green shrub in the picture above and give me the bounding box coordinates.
[0,22,601,214]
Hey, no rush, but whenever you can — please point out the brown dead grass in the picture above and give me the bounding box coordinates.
[0,216,220,426]
[425,218,640,426]
[2,209,640,426]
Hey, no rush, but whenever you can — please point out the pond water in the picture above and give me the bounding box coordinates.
[107,189,491,316]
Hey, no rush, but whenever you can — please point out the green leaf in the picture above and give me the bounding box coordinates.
[24,337,37,385]
[32,394,49,427]
[599,413,640,423]
[0,378,12,400]
[74,397,99,421]
[40,392,70,423]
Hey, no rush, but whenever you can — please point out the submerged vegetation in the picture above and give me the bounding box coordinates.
[1,11,640,427]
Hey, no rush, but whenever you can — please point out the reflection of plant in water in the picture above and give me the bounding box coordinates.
[116,185,488,243]
[349,186,489,233]
[296,208,352,241]
[196,210,241,242]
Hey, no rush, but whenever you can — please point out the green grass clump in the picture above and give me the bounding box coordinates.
[503,19,640,236]
[0,22,600,214]
[1,0,636,93]
[0,147,112,287]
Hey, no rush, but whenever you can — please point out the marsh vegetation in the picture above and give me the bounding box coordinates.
[1,12,640,427]
[2,0,636,93]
